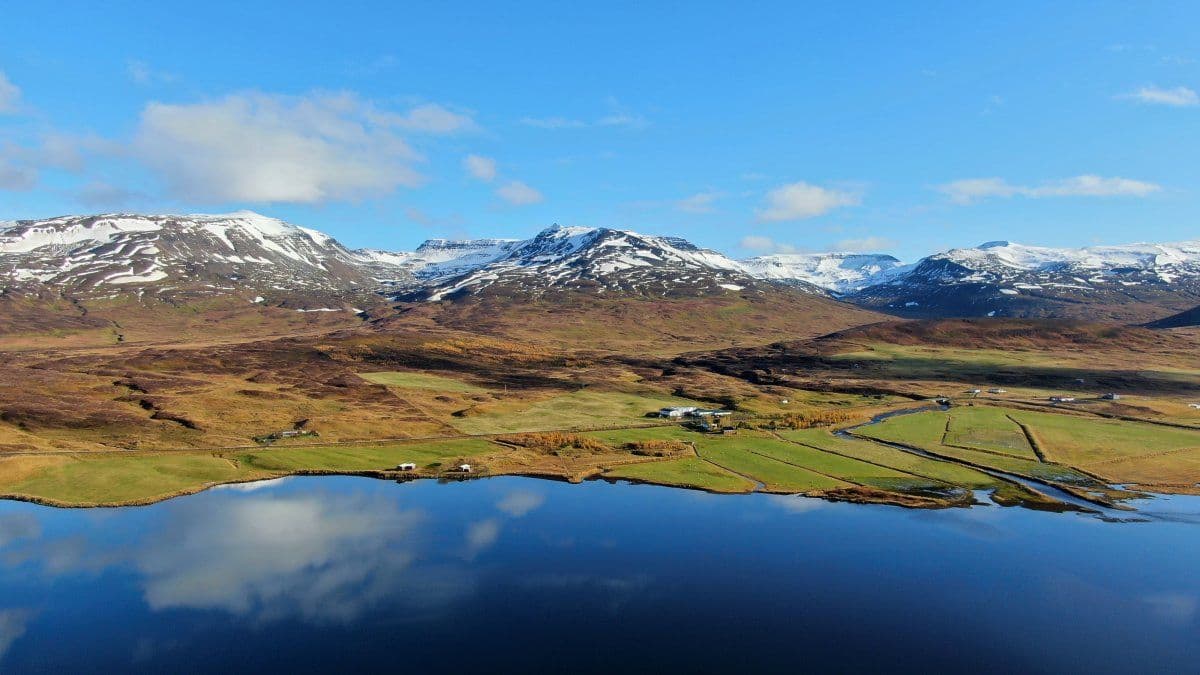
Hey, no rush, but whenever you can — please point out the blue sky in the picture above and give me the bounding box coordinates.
[0,1,1197,261]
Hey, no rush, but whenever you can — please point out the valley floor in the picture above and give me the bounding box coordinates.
[1,314,1199,510]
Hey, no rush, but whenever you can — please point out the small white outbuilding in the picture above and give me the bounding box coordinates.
[397,462,417,471]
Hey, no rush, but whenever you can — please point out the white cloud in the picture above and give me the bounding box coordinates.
[520,116,588,129]
[1032,175,1162,198]
[740,235,799,254]
[495,490,544,517]
[463,154,497,182]
[597,111,647,129]
[1123,85,1198,107]
[756,181,860,222]
[0,609,30,664]
[126,60,177,86]
[937,178,1018,204]
[496,180,543,205]
[830,236,898,253]
[464,518,501,557]
[740,234,894,254]
[132,92,425,203]
[521,98,648,130]
[136,493,437,623]
[0,158,37,191]
[0,71,20,114]
[597,96,648,129]
[675,191,720,214]
[939,175,1162,204]
[382,103,477,134]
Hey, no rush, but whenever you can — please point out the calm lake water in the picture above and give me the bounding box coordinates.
[0,476,1198,673]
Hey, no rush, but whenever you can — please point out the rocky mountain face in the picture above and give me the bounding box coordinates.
[0,212,414,306]
[847,240,1200,322]
[399,225,821,301]
[739,253,906,294]
[3,212,1199,323]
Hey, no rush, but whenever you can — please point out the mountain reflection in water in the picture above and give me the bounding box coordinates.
[0,476,1198,673]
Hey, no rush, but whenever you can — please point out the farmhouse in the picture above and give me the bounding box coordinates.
[659,406,699,418]
[1049,396,1076,403]
[988,388,1007,394]
[1190,404,1200,410]
[1101,393,1121,401]
[396,462,417,471]
[458,464,472,473]
[690,409,733,418]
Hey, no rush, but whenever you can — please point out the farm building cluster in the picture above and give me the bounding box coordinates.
[657,406,733,420]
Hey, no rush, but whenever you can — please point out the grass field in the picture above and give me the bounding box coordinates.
[0,439,498,506]
[1008,409,1200,466]
[1086,448,1200,488]
[0,454,261,506]
[237,438,495,472]
[855,407,1121,484]
[779,429,1000,489]
[944,407,1038,458]
[853,410,947,448]
[692,435,850,492]
[604,457,755,493]
[358,371,487,392]
[448,390,699,434]
[735,434,922,489]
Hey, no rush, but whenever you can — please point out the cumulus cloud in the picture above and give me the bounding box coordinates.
[675,191,720,214]
[0,133,117,193]
[1123,85,1198,107]
[939,175,1162,204]
[0,71,20,113]
[496,180,543,205]
[132,92,426,203]
[756,181,860,222]
[463,154,497,182]
[381,103,477,134]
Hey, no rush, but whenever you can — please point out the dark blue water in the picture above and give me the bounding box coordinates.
[0,476,1197,674]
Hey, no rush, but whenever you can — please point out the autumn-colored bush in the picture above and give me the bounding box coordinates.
[748,410,851,430]
[502,432,611,455]
[622,439,690,457]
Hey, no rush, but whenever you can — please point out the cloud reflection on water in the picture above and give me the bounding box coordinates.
[0,481,484,627]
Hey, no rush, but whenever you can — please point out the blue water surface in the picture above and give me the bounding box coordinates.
[0,476,1197,673]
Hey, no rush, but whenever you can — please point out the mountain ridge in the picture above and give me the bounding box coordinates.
[3,212,1200,321]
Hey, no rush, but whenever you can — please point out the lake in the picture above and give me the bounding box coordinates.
[0,476,1197,673]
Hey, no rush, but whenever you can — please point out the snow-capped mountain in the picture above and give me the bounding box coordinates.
[0,212,415,303]
[4,212,1200,322]
[739,253,907,294]
[849,240,1200,321]
[356,237,521,282]
[403,225,811,301]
